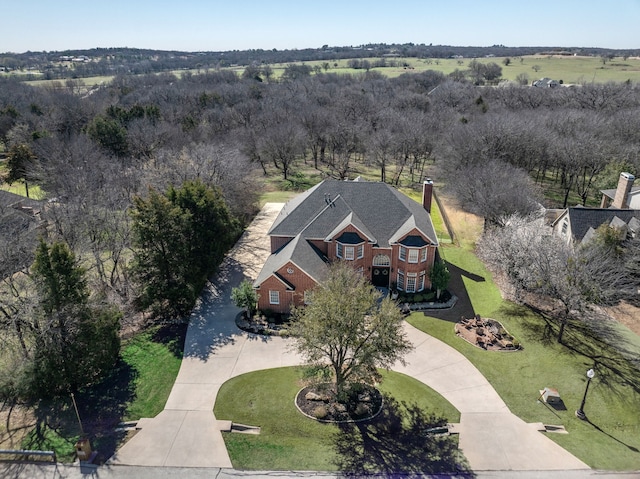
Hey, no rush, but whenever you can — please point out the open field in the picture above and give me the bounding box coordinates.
[262,54,640,84]
[12,54,640,90]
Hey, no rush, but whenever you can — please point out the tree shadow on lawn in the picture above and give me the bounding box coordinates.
[151,321,188,359]
[23,359,137,464]
[586,418,640,453]
[509,302,640,396]
[333,395,473,476]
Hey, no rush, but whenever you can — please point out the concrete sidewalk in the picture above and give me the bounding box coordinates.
[2,463,634,479]
[108,201,589,472]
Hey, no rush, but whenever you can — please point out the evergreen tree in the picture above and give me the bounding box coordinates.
[5,143,36,198]
[28,240,120,396]
[130,180,239,320]
[429,260,450,300]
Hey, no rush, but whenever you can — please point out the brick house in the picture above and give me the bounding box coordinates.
[253,179,439,314]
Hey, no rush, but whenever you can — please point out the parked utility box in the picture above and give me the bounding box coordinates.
[540,387,561,405]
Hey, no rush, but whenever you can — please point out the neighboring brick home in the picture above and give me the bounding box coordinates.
[253,178,439,314]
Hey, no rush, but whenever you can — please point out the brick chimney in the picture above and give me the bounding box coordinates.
[422,178,433,213]
[612,172,635,209]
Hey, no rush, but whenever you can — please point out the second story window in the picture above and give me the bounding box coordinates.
[408,249,419,263]
[336,237,363,261]
[344,246,355,260]
[399,246,406,261]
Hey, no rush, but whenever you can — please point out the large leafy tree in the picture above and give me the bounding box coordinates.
[290,262,412,397]
[130,180,239,319]
[28,240,120,397]
[478,215,637,344]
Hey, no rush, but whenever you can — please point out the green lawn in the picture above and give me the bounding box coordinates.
[0,181,46,200]
[120,325,184,420]
[408,244,640,470]
[214,367,461,471]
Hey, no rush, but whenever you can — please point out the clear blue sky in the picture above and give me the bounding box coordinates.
[3,0,640,53]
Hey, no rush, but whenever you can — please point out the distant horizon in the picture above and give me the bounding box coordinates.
[2,43,637,56]
[4,0,639,55]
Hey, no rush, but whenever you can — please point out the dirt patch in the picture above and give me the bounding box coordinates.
[604,302,640,336]
[436,193,484,245]
[0,404,36,450]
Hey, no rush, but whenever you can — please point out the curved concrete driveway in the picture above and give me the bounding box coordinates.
[109,203,589,472]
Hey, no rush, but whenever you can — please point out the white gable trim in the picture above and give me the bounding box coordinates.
[324,213,376,243]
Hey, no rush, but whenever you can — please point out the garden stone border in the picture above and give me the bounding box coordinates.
[235,312,290,336]
[294,386,384,424]
[398,293,458,313]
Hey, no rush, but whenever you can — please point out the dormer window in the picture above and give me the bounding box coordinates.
[335,231,365,261]
[399,235,429,263]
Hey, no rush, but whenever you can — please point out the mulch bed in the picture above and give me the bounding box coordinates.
[295,384,383,423]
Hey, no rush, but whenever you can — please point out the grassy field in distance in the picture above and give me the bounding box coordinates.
[268,54,640,84]
[10,54,640,89]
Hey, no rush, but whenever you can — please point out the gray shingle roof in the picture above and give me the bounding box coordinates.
[567,207,640,242]
[600,186,640,201]
[253,234,329,288]
[0,190,42,211]
[268,180,437,248]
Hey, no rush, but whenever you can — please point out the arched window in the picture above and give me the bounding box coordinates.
[373,254,391,267]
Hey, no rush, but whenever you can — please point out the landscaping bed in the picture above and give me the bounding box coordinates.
[295,383,383,423]
[455,315,520,351]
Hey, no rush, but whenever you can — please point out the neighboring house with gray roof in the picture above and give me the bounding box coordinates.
[254,179,439,313]
[552,207,640,246]
[552,172,640,247]
[600,172,640,209]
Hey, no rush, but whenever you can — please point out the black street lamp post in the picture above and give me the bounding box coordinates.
[575,368,595,420]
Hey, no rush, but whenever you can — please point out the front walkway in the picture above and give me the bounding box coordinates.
[109,202,589,472]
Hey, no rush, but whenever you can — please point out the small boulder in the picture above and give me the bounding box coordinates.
[305,391,326,401]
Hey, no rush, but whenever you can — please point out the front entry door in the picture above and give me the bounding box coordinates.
[371,267,390,287]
